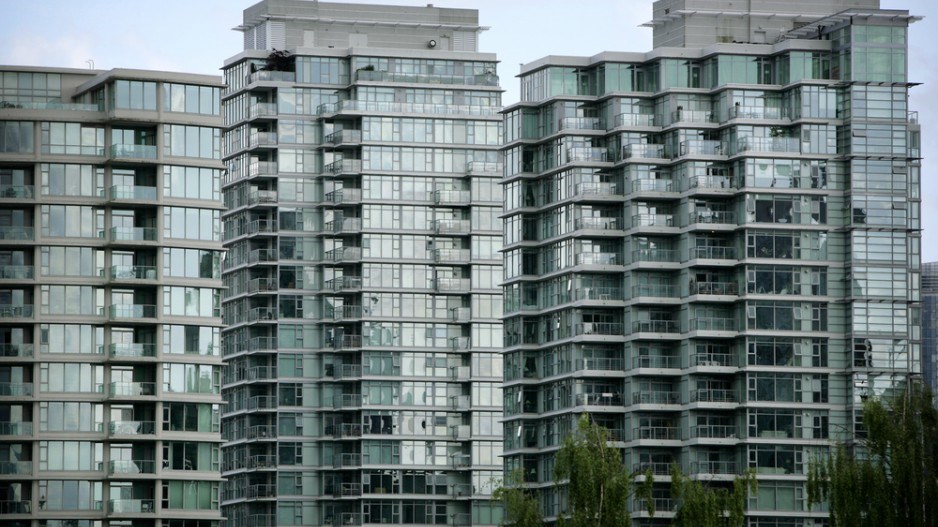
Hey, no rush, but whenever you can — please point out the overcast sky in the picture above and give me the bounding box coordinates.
[2,0,935,259]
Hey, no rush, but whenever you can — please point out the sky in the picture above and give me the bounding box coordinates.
[1,0,936,259]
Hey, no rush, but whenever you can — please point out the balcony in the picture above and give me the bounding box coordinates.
[0,305,32,318]
[433,189,470,204]
[575,392,623,407]
[733,136,801,154]
[577,285,623,301]
[324,159,362,175]
[0,185,33,198]
[688,210,736,226]
[433,248,470,263]
[109,499,155,514]
[246,424,276,439]
[0,227,33,240]
[248,190,278,205]
[632,283,677,299]
[688,317,737,332]
[108,420,156,436]
[0,461,30,475]
[246,277,277,293]
[450,336,470,350]
[337,334,363,349]
[634,426,679,441]
[450,394,470,411]
[432,219,470,234]
[245,219,278,236]
[324,129,362,145]
[632,354,679,369]
[690,388,737,403]
[567,147,608,163]
[677,140,724,157]
[466,161,502,175]
[727,105,788,121]
[690,424,737,439]
[692,352,736,368]
[671,109,714,124]
[632,391,680,406]
[623,143,667,159]
[247,249,278,264]
[576,356,625,371]
[355,69,499,86]
[336,423,363,438]
[247,484,276,499]
[559,117,603,130]
[248,102,277,119]
[690,245,737,261]
[108,459,156,474]
[632,248,678,264]
[450,307,470,322]
[109,342,156,357]
[325,218,363,234]
[325,276,363,291]
[110,144,157,160]
[248,161,278,178]
[336,482,363,497]
[110,265,157,280]
[249,70,296,83]
[109,226,157,242]
[0,500,31,514]
[690,281,737,296]
[325,246,362,262]
[331,305,363,320]
[325,188,362,204]
[576,252,621,266]
[334,394,363,409]
[632,179,675,193]
[574,217,620,231]
[0,343,32,357]
[247,454,277,469]
[577,322,624,336]
[248,131,278,148]
[692,460,738,475]
[334,453,362,468]
[632,320,680,334]
[433,277,470,292]
[107,184,158,200]
[614,113,656,127]
[247,307,276,322]
[108,304,156,320]
[0,382,31,397]
[0,422,30,436]
[689,174,735,190]
[632,213,675,228]
[109,381,156,397]
[319,99,499,117]
[575,182,620,197]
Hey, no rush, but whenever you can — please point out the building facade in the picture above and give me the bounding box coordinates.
[219,2,503,526]
[0,66,225,527]
[922,262,938,396]
[500,1,921,525]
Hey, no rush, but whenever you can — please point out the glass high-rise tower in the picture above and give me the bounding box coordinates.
[500,1,921,525]
[0,66,225,527]
[219,2,504,526]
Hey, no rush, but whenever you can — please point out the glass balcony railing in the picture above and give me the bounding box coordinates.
[567,147,608,163]
[632,391,680,405]
[109,342,156,357]
[692,353,736,367]
[727,105,788,121]
[108,499,155,513]
[432,248,470,263]
[466,161,502,175]
[0,265,33,279]
[688,174,735,190]
[0,185,33,198]
[0,343,31,357]
[108,420,156,435]
[689,317,738,331]
[632,354,679,369]
[632,283,677,298]
[1,100,101,111]
[614,113,657,127]
[355,69,499,86]
[248,161,278,177]
[632,320,680,333]
[733,136,801,154]
[576,252,621,266]
[432,219,471,234]
[0,383,31,396]
[109,226,157,242]
[110,144,157,159]
[635,426,679,441]
[433,277,470,291]
[108,381,156,397]
[575,393,623,406]
[575,357,625,371]
[108,459,156,474]
[678,140,724,157]
[632,213,675,227]
[0,305,32,318]
[692,460,738,475]
[671,109,715,123]
[576,182,620,196]
[324,276,363,291]
[576,285,623,301]
[690,281,737,295]
[691,245,737,260]
[691,388,737,403]
[110,265,157,280]
[0,422,32,436]
[249,70,296,83]
[0,461,31,475]
[574,217,620,231]
[107,184,158,200]
[324,159,362,174]
[690,424,737,439]
[576,322,624,336]
[433,189,470,204]
[559,117,603,130]
[317,99,500,117]
[325,246,362,262]
[249,131,278,147]
[324,188,362,204]
[248,102,277,119]
[324,129,362,145]
[631,179,675,193]
[108,304,157,319]
[632,248,678,263]
[0,226,33,240]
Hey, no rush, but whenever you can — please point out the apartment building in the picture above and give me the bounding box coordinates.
[219,2,503,526]
[500,1,921,525]
[0,66,225,527]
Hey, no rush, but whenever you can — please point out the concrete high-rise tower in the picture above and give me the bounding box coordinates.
[500,0,921,524]
[0,66,225,527]
[219,2,504,526]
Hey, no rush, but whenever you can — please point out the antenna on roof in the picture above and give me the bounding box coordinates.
[86,59,95,70]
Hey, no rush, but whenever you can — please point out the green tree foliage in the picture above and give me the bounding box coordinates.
[553,415,654,527]
[493,469,544,527]
[807,382,938,527]
[670,465,756,527]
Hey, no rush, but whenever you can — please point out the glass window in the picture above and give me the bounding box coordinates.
[163,83,220,115]
[40,122,104,155]
[112,80,157,110]
[0,122,34,153]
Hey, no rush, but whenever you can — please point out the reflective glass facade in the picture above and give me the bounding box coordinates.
[0,67,225,527]
[220,3,503,526]
[501,8,920,526]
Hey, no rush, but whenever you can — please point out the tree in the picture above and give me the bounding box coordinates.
[553,415,653,527]
[493,469,543,527]
[670,465,756,527]
[807,382,938,527]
